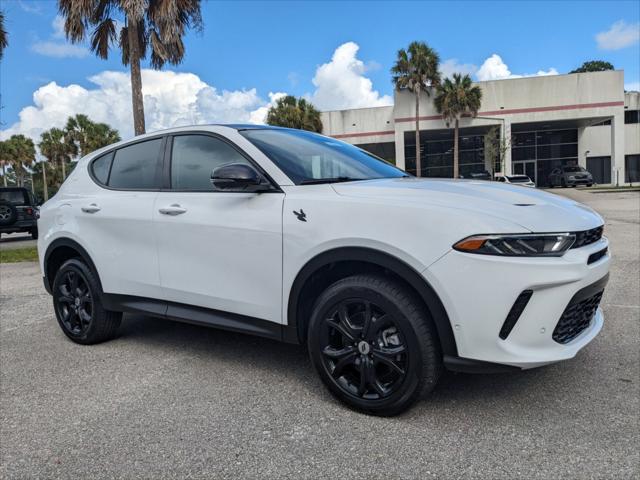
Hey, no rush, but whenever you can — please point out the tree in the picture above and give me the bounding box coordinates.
[2,135,36,187]
[40,127,73,181]
[59,0,203,136]
[570,61,614,74]
[265,96,323,132]
[0,141,10,186]
[64,114,120,161]
[434,73,482,178]
[0,10,7,60]
[483,125,510,177]
[391,41,440,177]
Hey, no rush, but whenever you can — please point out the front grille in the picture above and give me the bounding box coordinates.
[571,226,604,249]
[552,291,603,344]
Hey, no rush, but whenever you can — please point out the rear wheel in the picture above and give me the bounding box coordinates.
[307,274,441,416]
[52,258,121,344]
[30,227,38,239]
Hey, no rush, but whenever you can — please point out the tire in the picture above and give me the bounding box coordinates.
[587,183,593,187]
[0,201,17,226]
[52,258,121,345]
[307,274,442,416]
[31,227,38,240]
[561,178,566,188]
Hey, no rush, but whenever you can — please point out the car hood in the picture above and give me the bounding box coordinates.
[332,178,603,232]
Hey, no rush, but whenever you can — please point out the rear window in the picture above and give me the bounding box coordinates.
[0,190,28,204]
[91,152,113,185]
[108,138,163,189]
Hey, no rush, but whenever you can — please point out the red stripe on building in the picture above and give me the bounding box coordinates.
[331,130,395,139]
[395,100,625,123]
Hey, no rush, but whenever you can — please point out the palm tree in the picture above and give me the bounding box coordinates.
[40,128,72,180]
[0,10,8,60]
[434,73,483,178]
[391,41,440,177]
[58,0,203,135]
[3,135,35,187]
[266,96,323,132]
[64,114,120,162]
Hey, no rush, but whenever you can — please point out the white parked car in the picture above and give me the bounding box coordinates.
[38,125,610,416]
[496,174,536,187]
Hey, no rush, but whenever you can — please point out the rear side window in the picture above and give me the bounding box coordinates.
[170,134,252,191]
[91,152,113,185]
[108,138,163,189]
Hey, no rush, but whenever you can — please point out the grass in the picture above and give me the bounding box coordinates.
[0,246,39,264]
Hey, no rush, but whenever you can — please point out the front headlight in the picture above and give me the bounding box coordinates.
[569,175,575,180]
[453,233,576,257]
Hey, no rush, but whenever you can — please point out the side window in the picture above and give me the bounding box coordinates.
[170,135,252,191]
[91,152,113,185]
[109,138,163,190]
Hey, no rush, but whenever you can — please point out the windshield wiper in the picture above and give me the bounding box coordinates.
[299,176,362,185]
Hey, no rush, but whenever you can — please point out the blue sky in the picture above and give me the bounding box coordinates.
[1,0,639,140]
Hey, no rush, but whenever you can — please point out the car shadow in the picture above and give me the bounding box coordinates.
[116,313,565,415]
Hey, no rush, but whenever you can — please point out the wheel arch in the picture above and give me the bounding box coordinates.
[286,247,458,356]
[43,238,102,295]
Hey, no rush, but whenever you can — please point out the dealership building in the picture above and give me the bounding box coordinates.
[320,70,640,187]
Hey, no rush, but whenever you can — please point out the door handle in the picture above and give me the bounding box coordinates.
[158,204,187,216]
[81,204,101,214]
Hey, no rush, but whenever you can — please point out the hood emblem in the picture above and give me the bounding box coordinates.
[293,209,307,222]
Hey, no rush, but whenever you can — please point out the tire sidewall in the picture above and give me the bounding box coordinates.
[308,278,429,415]
[52,258,104,344]
[0,201,17,226]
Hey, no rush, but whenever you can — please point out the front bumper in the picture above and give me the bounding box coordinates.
[567,177,593,186]
[424,237,610,369]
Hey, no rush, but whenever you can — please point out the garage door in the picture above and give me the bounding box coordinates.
[587,156,611,185]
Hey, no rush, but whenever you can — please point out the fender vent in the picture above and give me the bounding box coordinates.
[499,290,533,340]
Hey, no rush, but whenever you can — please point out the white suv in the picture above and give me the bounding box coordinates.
[38,125,610,415]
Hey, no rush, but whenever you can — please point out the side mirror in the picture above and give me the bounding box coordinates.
[211,163,272,192]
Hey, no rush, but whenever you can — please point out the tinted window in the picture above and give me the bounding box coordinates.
[241,129,406,184]
[171,135,251,190]
[0,190,27,204]
[109,139,163,189]
[562,166,583,172]
[91,152,113,185]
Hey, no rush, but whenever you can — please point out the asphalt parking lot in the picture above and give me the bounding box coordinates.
[1,188,638,479]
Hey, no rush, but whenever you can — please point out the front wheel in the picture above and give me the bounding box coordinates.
[52,258,121,344]
[307,274,441,416]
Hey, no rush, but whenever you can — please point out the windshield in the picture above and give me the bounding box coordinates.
[507,175,531,183]
[240,128,408,185]
[563,166,584,172]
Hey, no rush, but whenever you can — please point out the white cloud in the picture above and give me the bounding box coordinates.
[0,70,285,142]
[596,21,640,50]
[31,15,90,58]
[476,54,558,81]
[440,58,478,79]
[309,42,392,110]
[625,82,640,92]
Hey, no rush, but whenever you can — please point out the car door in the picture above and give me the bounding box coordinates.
[76,137,164,299]
[153,133,285,323]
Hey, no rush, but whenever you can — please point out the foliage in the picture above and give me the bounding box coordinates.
[0,246,39,264]
[0,135,36,187]
[0,10,7,60]
[63,114,120,158]
[58,0,203,135]
[434,73,483,178]
[265,96,323,132]
[483,126,510,176]
[391,41,440,177]
[569,61,614,74]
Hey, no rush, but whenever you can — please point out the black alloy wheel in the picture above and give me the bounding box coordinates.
[319,299,408,400]
[52,258,121,344]
[308,274,441,416]
[55,269,94,337]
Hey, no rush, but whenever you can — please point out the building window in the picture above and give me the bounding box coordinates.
[403,126,497,178]
[626,155,640,183]
[591,119,612,126]
[511,127,578,187]
[624,110,639,124]
[354,142,396,164]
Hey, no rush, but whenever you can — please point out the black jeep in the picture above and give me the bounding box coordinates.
[0,187,39,239]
